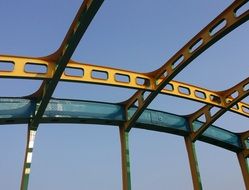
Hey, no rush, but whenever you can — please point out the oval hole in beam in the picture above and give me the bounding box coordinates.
[25,63,47,74]
[234,2,249,17]
[0,61,14,72]
[64,67,84,77]
[91,70,108,80]
[189,38,203,53]
[115,73,130,83]
[209,19,227,36]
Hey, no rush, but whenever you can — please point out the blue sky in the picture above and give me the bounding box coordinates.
[0,0,248,189]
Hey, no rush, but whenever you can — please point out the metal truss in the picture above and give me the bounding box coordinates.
[0,0,248,190]
[122,0,249,132]
[189,77,249,142]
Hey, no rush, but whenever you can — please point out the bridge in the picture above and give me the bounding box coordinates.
[0,1,248,189]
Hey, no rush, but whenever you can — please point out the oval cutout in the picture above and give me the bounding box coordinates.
[178,86,190,95]
[195,90,206,99]
[64,67,84,77]
[136,77,150,86]
[164,83,174,91]
[25,63,47,74]
[172,55,184,70]
[115,73,130,83]
[230,91,239,99]
[243,83,249,91]
[209,19,227,36]
[91,70,108,80]
[189,39,203,53]
[0,61,14,72]
[234,2,249,17]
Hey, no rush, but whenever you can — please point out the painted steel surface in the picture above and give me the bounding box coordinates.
[0,55,248,118]
[122,0,249,132]
[0,97,241,152]
[0,0,248,190]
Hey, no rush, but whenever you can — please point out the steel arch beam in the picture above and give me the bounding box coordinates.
[0,97,243,152]
[20,1,104,189]
[29,0,104,129]
[0,55,249,119]
[122,0,249,132]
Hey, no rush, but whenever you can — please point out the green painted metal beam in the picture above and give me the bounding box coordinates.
[120,127,132,190]
[0,97,242,152]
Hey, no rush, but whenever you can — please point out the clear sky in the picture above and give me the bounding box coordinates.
[0,0,248,189]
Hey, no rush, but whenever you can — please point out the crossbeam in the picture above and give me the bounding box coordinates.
[1,55,249,119]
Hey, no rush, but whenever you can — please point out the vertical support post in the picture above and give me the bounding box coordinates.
[20,127,37,190]
[237,152,249,189]
[185,136,202,190]
[119,126,132,190]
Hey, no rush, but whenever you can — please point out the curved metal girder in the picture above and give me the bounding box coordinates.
[29,0,104,130]
[0,1,248,189]
[41,0,102,61]
[0,55,249,119]
[19,1,105,189]
[189,77,249,142]
[122,0,249,132]
[0,97,242,152]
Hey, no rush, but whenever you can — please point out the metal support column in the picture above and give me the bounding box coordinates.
[119,127,132,190]
[20,127,37,190]
[237,152,249,189]
[185,136,202,190]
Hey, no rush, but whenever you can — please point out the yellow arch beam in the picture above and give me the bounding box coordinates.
[0,55,248,118]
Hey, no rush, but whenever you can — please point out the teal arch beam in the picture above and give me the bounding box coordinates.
[0,97,242,152]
